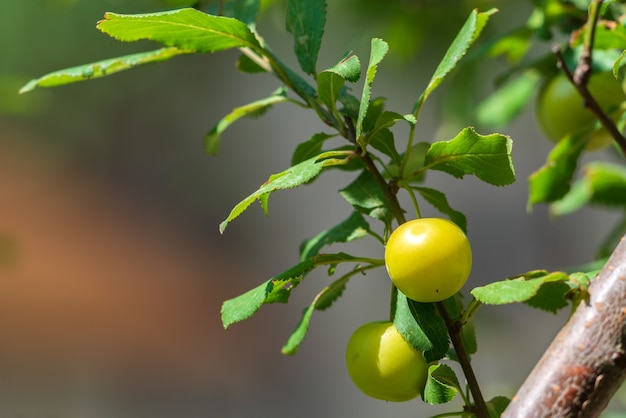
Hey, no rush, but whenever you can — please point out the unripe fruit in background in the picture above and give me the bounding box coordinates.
[535,72,625,150]
[345,321,428,402]
[384,218,472,302]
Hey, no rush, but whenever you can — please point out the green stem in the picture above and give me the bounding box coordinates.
[401,181,422,219]
[389,285,398,322]
[460,297,483,326]
[399,123,418,178]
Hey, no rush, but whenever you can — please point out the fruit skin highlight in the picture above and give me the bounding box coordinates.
[535,72,625,150]
[345,321,428,402]
[384,218,472,303]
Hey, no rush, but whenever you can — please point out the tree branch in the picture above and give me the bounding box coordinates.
[436,301,489,418]
[502,235,626,418]
[552,0,626,157]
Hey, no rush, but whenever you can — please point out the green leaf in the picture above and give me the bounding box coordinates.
[339,170,393,225]
[424,127,515,186]
[205,0,260,25]
[97,8,261,52]
[413,186,467,232]
[221,259,315,328]
[317,53,361,109]
[264,49,318,99]
[236,53,267,73]
[372,110,408,132]
[222,252,370,330]
[461,317,477,356]
[20,48,190,92]
[368,128,400,163]
[571,19,626,50]
[291,132,336,166]
[356,38,389,142]
[285,0,326,75]
[549,177,592,216]
[525,281,570,313]
[363,110,409,154]
[551,162,626,216]
[393,292,449,362]
[338,91,361,120]
[422,364,460,405]
[317,72,345,111]
[299,211,370,260]
[204,87,289,155]
[476,69,541,129]
[323,52,361,83]
[279,252,383,354]
[528,133,586,207]
[282,272,351,355]
[282,303,316,355]
[315,272,351,311]
[486,396,511,418]
[387,141,429,179]
[360,96,386,135]
[471,271,570,309]
[478,26,534,64]
[220,151,343,233]
[414,8,497,115]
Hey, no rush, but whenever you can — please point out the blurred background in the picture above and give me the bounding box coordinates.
[1,0,626,416]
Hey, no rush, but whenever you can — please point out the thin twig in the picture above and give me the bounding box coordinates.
[551,0,626,156]
[436,301,490,418]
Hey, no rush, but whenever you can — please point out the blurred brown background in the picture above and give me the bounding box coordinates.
[1,0,626,417]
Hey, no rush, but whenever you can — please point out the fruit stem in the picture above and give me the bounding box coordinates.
[436,301,489,418]
[389,284,398,322]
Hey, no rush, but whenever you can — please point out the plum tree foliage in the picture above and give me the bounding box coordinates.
[20,0,626,416]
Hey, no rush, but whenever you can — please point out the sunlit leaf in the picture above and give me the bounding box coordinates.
[299,211,370,260]
[221,259,315,328]
[317,53,361,109]
[423,364,459,405]
[528,133,586,207]
[204,87,289,155]
[414,8,497,115]
[97,8,261,52]
[20,48,190,92]
[356,38,389,142]
[471,271,572,313]
[393,292,449,362]
[425,127,515,186]
[220,151,347,232]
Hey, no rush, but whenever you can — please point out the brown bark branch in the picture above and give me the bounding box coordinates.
[436,301,489,418]
[502,235,626,418]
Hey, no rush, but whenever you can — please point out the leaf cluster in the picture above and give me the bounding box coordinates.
[475,0,626,258]
[19,0,608,415]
